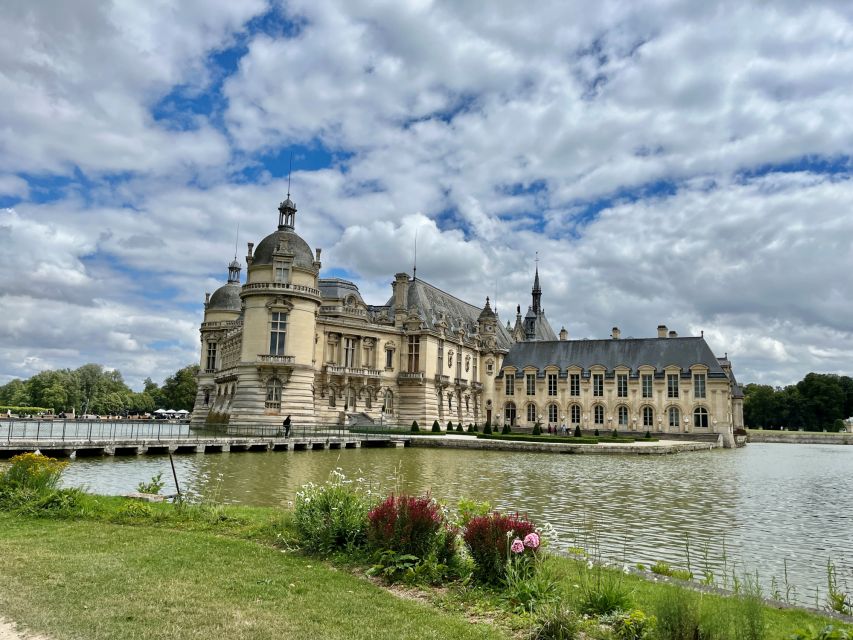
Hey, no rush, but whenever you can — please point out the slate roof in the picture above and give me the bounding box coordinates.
[502,337,727,375]
[524,308,558,341]
[385,278,514,348]
[319,278,364,303]
[252,229,315,269]
[208,283,242,312]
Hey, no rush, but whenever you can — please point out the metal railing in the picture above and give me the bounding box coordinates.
[0,419,399,444]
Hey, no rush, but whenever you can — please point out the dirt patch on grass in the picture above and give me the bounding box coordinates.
[0,618,50,640]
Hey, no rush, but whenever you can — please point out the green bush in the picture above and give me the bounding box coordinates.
[455,423,464,432]
[530,604,581,640]
[293,468,373,554]
[478,433,600,445]
[0,405,52,415]
[652,586,701,640]
[530,604,580,640]
[644,430,652,439]
[787,625,851,640]
[432,420,441,432]
[574,425,581,437]
[502,423,511,434]
[578,563,633,616]
[137,472,165,494]
[532,421,542,435]
[483,422,492,434]
[594,429,600,436]
[410,420,420,432]
[0,452,68,493]
[466,423,477,433]
[612,429,619,438]
[609,609,655,640]
[447,421,454,431]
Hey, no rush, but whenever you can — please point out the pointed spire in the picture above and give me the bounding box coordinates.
[532,254,542,314]
[278,154,297,230]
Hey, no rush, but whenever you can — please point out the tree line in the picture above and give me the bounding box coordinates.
[0,364,199,415]
[743,372,853,431]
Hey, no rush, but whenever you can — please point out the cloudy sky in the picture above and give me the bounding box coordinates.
[2,0,852,390]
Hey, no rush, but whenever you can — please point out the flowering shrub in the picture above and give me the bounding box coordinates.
[293,468,373,554]
[367,494,446,559]
[0,452,67,493]
[463,511,537,583]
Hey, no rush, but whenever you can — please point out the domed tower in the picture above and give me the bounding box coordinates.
[192,258,243,425]
[232,194,323,429]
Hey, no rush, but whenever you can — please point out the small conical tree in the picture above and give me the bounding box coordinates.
[532,421,542,436]
[594,428,600,437]
[455,422,464,432]
[612,429,618,438]
[483,422,492,435]
[447,420,454,432]
[411,420,420,432]
[501,423,511,434]
[467,423,477,433]
[432,420,441,432]
[644,430,652,439]
[574,425,582,437]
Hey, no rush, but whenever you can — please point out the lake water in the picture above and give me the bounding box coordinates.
[44,442,853,605]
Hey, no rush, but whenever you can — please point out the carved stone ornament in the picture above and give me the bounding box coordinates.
[448,350,454,368]
[363,337,375,348]
[465,355,471,372]
[265,297,294,312]
[327,332,340,345]
[384,341,396,351]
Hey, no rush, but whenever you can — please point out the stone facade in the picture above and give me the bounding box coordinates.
[191,197,744,446]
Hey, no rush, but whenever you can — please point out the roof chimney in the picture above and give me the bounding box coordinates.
[668,330,678,338]
[657,324,667,338]
[559,327,568,341]
[611,326,620,340]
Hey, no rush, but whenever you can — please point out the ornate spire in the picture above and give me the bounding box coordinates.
[532,257,542,314]
[278,155,297,230]
[227,258,241,284]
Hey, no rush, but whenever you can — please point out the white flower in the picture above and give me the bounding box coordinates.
[587,560,594,570]
[623,564,630,575]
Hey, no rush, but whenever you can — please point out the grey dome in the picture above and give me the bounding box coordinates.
[252,229,315,269]
[208,283,241,312]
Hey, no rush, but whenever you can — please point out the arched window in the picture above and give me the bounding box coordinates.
[504,402,516,425]
[527,403,537,423]
[669,406,680,429]
[346,387,356,410]
[265,379,282,408]
[548,403,558,424]
[642,406,654,427]
[384,390,393,413]
[593,405,604,425]
[694,407,709,428]
[618,405,629,426]
[570,404,581,425]
[365,393,372,409]
[448,394,453,411]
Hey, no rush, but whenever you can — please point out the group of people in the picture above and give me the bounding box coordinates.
[547,422,570,435]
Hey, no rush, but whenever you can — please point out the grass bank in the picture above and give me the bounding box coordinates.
[0,509,503,640]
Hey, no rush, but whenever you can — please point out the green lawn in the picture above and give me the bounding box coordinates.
[0,515,506,640]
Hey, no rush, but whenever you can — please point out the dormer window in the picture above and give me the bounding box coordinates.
[274,261,288,283]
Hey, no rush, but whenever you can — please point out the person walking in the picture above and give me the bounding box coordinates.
[283,415,291,438]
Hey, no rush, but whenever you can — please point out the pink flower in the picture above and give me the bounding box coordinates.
[523,533,540,549]
[510,539,524,554]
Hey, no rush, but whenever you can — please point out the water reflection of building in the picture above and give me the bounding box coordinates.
[191,197,744,446]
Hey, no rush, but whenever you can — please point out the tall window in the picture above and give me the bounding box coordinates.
[274,263,288,283]
[269,312,287,355]
[593,374,604,397]
[570,374,580,396]
[570,404,581,425]
[448,394,453,411]
[385,349,393,369]
[505,374,514,395]
[265,378,282,408]
[384,390,393,412]
[642,374,653,398]
[344,337,356,368]
[618,405,629,426]
[437,339,444,370]
[642,406,654,427]
[473,358,478,382]
[547,373,557,396]
[505,402,516,425]
[593,405,604,425]
[548,403,558,423]
[667,374,679,398]
[694,373,706,399]
[669,406,680,429]
[206,342,217,371]
[527,404,537,422]
[407,336,420,371]
[617,374,628,397]
[694,407,709,428]
[526,374,536,395]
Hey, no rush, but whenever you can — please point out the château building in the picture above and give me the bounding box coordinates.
[191,197,744,446]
